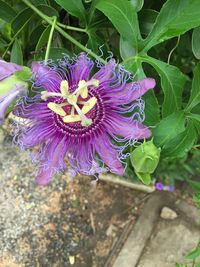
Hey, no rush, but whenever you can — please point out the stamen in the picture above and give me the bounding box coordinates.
[63,114,81,123]
[41,91,62,101]
[81,97,97,114]
[60,80,69,99]
[72,102,92,127]
[72,79,99,96]
[78,80,88,99]
[47,102,66,116]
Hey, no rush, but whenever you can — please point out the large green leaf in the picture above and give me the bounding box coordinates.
[54,0,86,23]
[96,0,140,51]
[153,111,185,147]
[11,7,33,33]
[120,36,136,60]
[143,90,160,126]
[0,0,16,23]
[143,0,200,51]
[10,39,23,65]
[141,56,187,117]
[187,113,200,123]
[34,25,51,59]
[186,62,200,111]
[162,121,197,158]
[139,9,158,36]
[130,0,144,12]
[192,27,200,59]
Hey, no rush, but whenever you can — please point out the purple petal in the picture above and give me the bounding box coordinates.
[0,86,26,125]
[31,62,62,92]
[106,78,156,105]
[70,53,94,85]
[36,137,66,185]
[107,117,151,140]
[0,60,22,81]
[92,59,116,83]
[95,134,124,175]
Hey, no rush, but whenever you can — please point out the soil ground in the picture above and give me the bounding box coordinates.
[0,127,147,267]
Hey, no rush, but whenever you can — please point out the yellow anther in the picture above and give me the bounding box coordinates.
[60,80,69,98]
[81,97,97,114]
[78,80,88,99]
[63,114,81,123]
[47,102,66,116]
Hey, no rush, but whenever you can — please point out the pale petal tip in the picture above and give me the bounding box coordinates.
[142,78,156,89]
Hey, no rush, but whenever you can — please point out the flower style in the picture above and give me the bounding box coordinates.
[14,53,155,185]
[0,60,28,124]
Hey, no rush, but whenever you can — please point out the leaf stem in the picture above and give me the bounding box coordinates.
[167,36,180,64]
[56,22,87,33]
[45,16,57,63]
[21,0,107,64]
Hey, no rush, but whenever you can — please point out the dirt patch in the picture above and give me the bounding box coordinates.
[0,128,146,267]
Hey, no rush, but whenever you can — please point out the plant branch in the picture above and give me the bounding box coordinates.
[99,173,155,193]
[21,0,107,64]
[45,16,57,63]
[56,22,87,33]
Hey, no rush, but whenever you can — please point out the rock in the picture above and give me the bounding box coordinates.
[160,207,178,220]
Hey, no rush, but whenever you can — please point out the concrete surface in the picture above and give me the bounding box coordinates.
[113,193,200,267]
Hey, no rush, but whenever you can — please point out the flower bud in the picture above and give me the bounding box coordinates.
[0,60,31,124]
[130,139,161,173]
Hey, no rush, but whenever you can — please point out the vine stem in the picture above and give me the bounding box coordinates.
[56,22,86,33]
[45,16,57,63]
[21,0,107,64]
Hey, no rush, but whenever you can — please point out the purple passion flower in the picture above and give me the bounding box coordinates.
[14,53,155,185]
[0,60,27,124]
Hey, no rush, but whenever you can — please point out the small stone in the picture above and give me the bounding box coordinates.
[69,255,75,265]
[160,207,178,220]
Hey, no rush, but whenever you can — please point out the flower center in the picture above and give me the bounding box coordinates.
[41,79,99,127]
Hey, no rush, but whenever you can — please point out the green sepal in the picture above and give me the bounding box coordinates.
[135,172,151,185]
[15,66,32,81]
[130,139,161,174]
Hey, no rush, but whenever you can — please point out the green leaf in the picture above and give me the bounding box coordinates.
[15,67,32,81]
[34,25,51,59]
[195,262,200,267]
[130,0,144,12]
[96,0,140,51]
[143,0,200,50]
[54,0,86,23]
[136,172,151,185]
[162,121,197,158]
[0,0,16,23]
[187,179,200,191]
[186,247,200,260]
[29,24,46,46]
[37,4,59,17]
[10,39,23,65]
[120,36,136,60]
[153,111,185,147]
[87,30,104,53]
[141,56,187,117]
[187,113,200,123]
[192,27,200,59]
[139,9,158,36]
[186,62,200,111]
[11,7,33,33]
[48,47,70,60]
[143,90,160,126]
